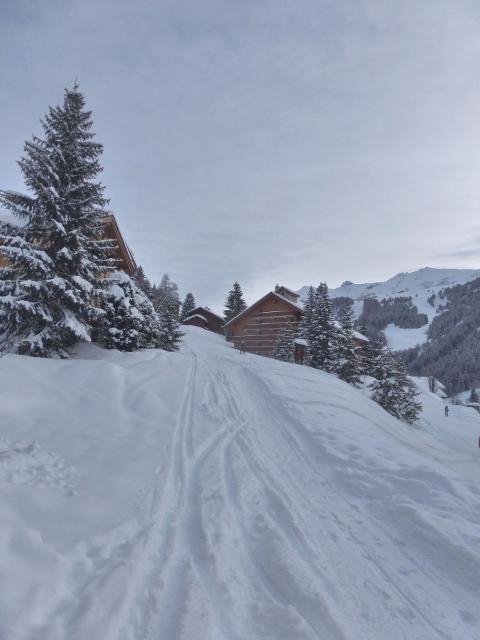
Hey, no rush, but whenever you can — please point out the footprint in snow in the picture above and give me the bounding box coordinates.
[0,438,77,495]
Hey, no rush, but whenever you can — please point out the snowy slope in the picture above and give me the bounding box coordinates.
[299,267,480,350]
[0,328,479,639]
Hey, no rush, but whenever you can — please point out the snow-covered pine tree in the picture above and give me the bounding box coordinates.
[362,332,387,378]
[394,357,422,424]
[309,282,338,372]
[180,292,196,321]
[0,218,57,355]
[153,274,180,317]
[370,348,422,423]
[102,271,161,351]
[224,282,247,322]
[337,300,361,385]
[468,387,479,404]
[299,286,315,361]
[0,84,114,357]
[273,323,296,362]
[157,309,184,352]
[133,265,153,300]
[369,348,401,417]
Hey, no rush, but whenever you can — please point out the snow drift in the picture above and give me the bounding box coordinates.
[0,327,479,639]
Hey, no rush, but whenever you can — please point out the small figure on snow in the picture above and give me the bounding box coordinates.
[445,405,449,417]
[240,341,246,354]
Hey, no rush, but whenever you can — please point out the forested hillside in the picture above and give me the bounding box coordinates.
[357,296,428,336]
[402,277,480,394]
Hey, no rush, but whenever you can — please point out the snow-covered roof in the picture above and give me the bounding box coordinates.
[273,292,303,311]
[189,307,224,322]
[184,314,208,323]
[331,319,368,342]
[275,285,299,299]
[224,290,303,327]
[352,330,369,342]
[294,338,308,346]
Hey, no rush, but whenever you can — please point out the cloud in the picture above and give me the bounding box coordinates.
[2,1,480,307]
[431,227,480,262]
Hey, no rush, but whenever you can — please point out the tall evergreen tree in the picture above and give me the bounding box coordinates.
[337,300,361,385]
[309,283,337,372]
[394,357,422,423]
[299,286,315,360]
[224,281,247,322]
[180,292,196,321]
[152,274,180,317]
[468,387,479,404]
[0,84,114,357]
[157,309,184,352]
[273,323,296,362]
[370,349,421,423]
[362,332,387,378]
[133,265,153,300]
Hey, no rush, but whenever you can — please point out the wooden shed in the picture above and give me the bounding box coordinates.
[224,286,302,357]
[183,307,224,334]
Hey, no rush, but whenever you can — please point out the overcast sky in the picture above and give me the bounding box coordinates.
[2,0,480,310]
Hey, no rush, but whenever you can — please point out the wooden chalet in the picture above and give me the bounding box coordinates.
[183,307,224,334]
[100,214,136,275]
[0,211,136,276]
[224,284,369,359]
[224,285,302,357]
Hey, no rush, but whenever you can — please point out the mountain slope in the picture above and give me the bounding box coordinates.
[0,328,479,639]
[300,267,480,317]
[405,276,480,394]
[299,267,480,350]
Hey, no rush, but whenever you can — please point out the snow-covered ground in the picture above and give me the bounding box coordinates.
[1,327,479,639]
[299,267,480,350]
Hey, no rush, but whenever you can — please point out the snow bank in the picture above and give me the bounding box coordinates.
[0,328,479,639]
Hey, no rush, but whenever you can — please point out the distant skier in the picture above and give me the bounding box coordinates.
[445,405,449,417]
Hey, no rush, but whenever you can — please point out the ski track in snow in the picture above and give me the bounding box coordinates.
[2,328,480,639]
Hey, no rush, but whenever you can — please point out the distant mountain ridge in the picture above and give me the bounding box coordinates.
[299,267,480,316]
[298,267,480,352]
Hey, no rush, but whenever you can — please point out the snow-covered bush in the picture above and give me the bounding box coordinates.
[102,272,162,351]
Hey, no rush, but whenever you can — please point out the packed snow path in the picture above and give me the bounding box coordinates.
[1,328,479,639]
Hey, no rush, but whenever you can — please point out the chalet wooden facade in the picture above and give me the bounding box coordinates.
[0,211,136,276]
[224,286,302,357]
[100,214,136,275]
[183,307,224,334]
